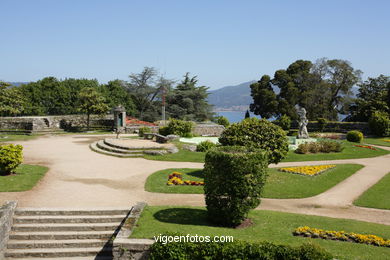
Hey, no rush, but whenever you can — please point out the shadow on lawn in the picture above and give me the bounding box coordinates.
[153,208,214,227]
[185,170,204,179]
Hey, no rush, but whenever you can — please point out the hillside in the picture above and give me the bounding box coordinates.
[208,81,255,111]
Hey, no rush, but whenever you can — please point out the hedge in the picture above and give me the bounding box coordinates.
[204,146,268,227]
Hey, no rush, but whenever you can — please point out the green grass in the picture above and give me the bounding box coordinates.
[143,140,389,163]
[145,164,363,199]
[0,164,49,192]
[354,172,390,210]
[363,137,390,147]
[0,134,39,143]
[131,206,390,260]
[282,140,389,162]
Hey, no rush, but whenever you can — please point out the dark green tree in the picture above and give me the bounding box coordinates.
[249,75,278,119]
[77,87,109,130]
[245,110,250,119]
[348,75,389,121]
[100,80,136,115]
[166,73,213,121]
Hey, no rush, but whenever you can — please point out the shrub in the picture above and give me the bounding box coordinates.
[138,127,152,137]
[346,130,364,143]
[149,239,333,260]
[317,118,328,132]
[164,119,193,137]
[219,118,288,164]
[0,144,23,175]
[196,140,216,152]
[204,146,268,227]
[369,111,390,137]
[158,126,170,136]
[295,140,343,154]
[275,114,291,130]
[216,116,230,127]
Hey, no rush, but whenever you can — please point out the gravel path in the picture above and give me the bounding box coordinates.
[1,135,389,225]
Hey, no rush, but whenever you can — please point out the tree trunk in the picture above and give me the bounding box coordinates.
[87,113,90,131]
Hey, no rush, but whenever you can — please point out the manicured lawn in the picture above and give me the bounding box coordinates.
[363,137,390,147]
[132,206,390,260]
[143,140,389,163]
[0,164,49,192]
[354,172,390,210]
[145,164,363,199]
[0,134,39,143]
[282,140,389,162]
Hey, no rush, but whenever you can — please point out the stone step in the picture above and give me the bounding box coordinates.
[9,231,114,240]
[4,247,112,258]
[96,140,145,154]
[7,239,109,249]
[12,223,119,232]
[90,142,144,158]
[15,208,131,216]
[14,214,126,224]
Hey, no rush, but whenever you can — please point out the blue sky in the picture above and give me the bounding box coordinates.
[1,0,389,89]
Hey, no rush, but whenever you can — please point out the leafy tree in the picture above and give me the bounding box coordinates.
[0,82,26,116]
[77,87,109,130]
[166,73,213,121]
[250,58,361,121]
[348,75,389,121]
[100,80,136,115]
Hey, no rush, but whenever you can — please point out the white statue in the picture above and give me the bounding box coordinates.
[296,106,309,139]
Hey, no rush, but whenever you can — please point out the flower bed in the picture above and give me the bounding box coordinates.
[293,226,390,247]
[353,145,377,150]
[384,139,390,143]
[167,172,204,186]
[279,165,336,176]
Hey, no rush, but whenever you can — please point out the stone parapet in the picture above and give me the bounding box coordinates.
[0,201,17,260]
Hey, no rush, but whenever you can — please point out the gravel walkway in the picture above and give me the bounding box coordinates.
[1,135,389,225]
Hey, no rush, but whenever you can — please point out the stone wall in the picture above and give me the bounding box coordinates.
[193,124,225,136]
[113,202,153,260]
[0,201,17,260]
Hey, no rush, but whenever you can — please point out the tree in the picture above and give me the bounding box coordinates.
[166,73,213,121]
[348,75,389,121]
[78,87,109,130]
[0,82,26,116]
[100,80,136,115]
[245,110,250,119]
[250,58,361,121]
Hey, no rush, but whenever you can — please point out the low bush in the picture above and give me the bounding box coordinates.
[138,127,152,137]
[0,144,23,175]
[369,111,390,137]
[196,140,217,152]
[346,130,364,143]
[295,140,343,154]
[161,119,193,137]
[149,238,333,260]
[204,146,268,227]
[219,118,289,164]
[216,116,230,127]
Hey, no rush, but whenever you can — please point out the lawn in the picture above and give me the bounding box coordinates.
[0,134,39,143]
[354,172,390,210]
[363,137,390,147]
[131,206,390,260]
[145,164,363,199]
[143,140,389,163]
[0,164,49,192]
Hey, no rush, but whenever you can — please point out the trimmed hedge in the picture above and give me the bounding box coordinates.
[219,118,288,164]
[346,130,363,143]
[204,146,268,227]
[149,239,333,260]
[0,144,23,175]
[295,140,343,154]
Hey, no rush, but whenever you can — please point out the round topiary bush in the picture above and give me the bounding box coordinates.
[204,146,268,227]
[346,130,364,143]
[218,118,289,164]
[0,144,23,175]
[165,119,193,137]
[196,140,217,152]
[369,111,390,137]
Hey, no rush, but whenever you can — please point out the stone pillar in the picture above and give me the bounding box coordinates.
[113,105,126,130]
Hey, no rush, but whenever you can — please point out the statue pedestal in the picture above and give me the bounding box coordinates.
[288,137,317,150]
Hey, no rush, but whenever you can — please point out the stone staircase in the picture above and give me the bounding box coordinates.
[5,208,132,259]
[90,138,177,158]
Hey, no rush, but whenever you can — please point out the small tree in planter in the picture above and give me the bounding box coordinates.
[204,146,268,227]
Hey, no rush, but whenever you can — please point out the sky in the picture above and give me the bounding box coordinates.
[1,0,389,90]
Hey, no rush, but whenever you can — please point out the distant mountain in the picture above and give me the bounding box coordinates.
[208,81,255,111]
